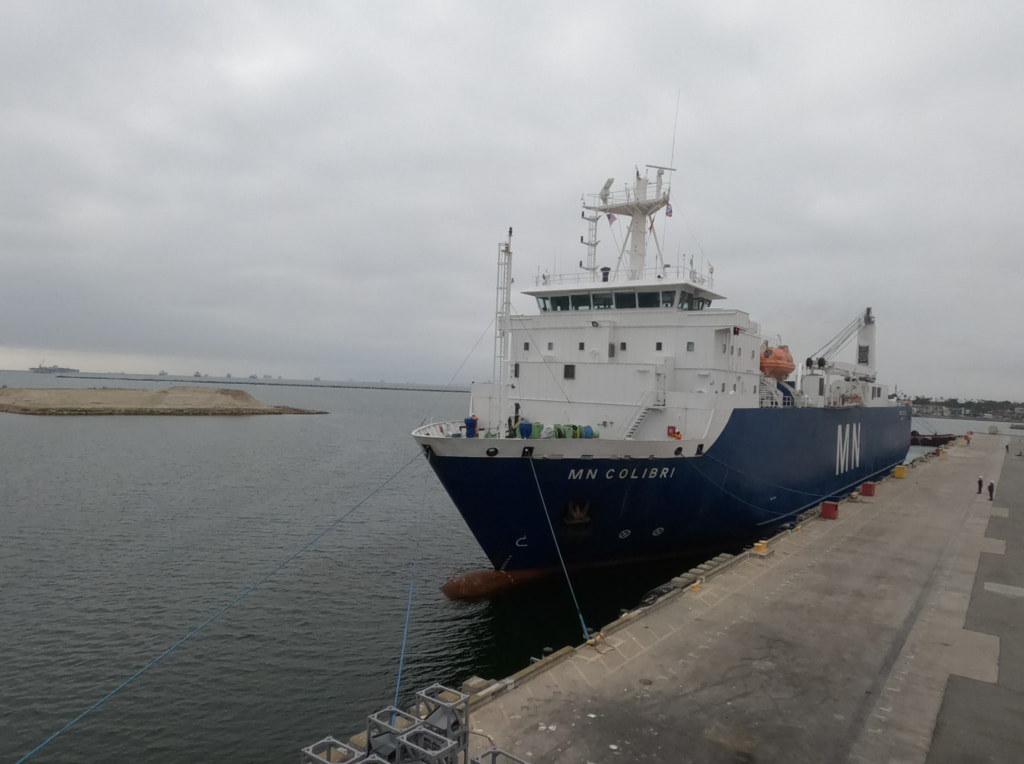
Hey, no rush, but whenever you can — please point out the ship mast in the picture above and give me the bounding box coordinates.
[582,165,674,279]
[493,228,513,422]
[579,207,601,279]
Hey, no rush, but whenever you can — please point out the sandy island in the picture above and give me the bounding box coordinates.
[0,386,326,416]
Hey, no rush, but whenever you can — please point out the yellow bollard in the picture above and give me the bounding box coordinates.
[894,464,907,478]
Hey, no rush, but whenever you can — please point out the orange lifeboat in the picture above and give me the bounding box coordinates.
[760,345,795,380]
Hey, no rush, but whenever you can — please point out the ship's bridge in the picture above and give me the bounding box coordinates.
[522,273,725,314]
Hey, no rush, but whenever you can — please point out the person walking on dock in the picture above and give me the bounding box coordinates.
[978,476,984,494]
[988,481,995,501]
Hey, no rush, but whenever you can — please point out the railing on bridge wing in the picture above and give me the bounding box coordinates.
[534,264,714,289]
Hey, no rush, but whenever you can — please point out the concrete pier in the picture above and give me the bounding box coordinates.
[464,435,1024,762]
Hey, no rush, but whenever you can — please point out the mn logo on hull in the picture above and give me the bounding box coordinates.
[836,423,861,475]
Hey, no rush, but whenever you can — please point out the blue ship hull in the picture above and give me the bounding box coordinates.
[426,405,911,572]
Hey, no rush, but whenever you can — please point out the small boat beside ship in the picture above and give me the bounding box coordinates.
[910,431,958,447]
[413,163,910,595]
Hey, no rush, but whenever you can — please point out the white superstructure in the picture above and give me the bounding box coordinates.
[417,165,894,459]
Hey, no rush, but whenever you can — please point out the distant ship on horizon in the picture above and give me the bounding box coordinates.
[30,362,79,374]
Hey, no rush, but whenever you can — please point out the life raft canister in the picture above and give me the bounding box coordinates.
[760,345,796,380]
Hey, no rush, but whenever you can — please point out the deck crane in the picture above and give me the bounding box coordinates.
[805,307,877,382]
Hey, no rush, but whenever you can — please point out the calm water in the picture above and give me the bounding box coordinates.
[1,372,690,763]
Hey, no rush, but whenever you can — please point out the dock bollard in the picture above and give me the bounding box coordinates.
[821,501,839,520]
[861,481,876,497]
[894,465,907,479]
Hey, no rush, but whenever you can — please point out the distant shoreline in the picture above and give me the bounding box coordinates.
[915,414,1024,424]
[0,386,327,416]
[56,374,470,395]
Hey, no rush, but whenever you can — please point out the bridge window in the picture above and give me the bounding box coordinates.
[537,296,551,312]
[679,291,692,310]
[638,291,660,308]
[614,292,636,309]
[592,292,613,309]
[551,295,570,311]
[661,290,676,307]
[571,293,591,310]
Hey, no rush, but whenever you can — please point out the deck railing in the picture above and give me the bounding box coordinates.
[533,264,713,289]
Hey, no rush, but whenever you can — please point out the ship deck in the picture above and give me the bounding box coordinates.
[460,433,1024,762]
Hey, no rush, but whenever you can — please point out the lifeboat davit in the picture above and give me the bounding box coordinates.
[760,345,795,380]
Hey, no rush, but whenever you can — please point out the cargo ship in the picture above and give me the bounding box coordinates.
[413,164,910,588]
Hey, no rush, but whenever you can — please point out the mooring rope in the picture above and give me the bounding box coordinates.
[699,452,827,499]
[687,452,905,526]
[393,565,417,708]
[417,318,495,428]
[15,450,426,764]
[393,449,431,707]
[527,455,591,643]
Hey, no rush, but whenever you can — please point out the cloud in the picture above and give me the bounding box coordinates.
[0,1,1022,399]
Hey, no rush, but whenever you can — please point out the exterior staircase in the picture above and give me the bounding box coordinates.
[625,407,652,439]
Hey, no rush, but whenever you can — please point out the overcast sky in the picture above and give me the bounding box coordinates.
[2,1,1021,400]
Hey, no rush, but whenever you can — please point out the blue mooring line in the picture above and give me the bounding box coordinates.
[393,449,431,707]
[15,450,425,764]
[528,455,591,644]
[393,563,417,708]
